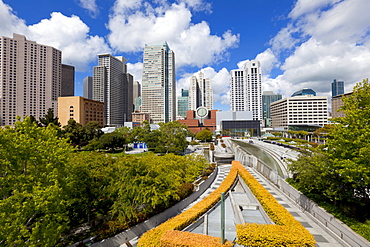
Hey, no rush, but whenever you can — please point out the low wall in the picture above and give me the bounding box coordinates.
[232,143,370,247]
[87,167,218,247]
[279,180,370,247]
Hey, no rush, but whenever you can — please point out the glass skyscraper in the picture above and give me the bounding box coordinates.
[332,79,344,96]
[141,41,176,123]
[262,91,282,127]
[177,89,189,118]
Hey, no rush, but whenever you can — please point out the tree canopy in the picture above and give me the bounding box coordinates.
[288,79,370,220]
[0,117,74,246]
[195,128,213,142]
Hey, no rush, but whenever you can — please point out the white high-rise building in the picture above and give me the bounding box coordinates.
[270,95,328,130]
[230,60,262,121]
[188,72,213,111]
[93,54,133,126]
[0,34,62,126]
[141,41,176,123]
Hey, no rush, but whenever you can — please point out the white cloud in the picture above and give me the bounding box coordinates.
[255,0,370,99]
[107,1,239,67]
[27,12,111,71]
[0,2,110,72]
[127,62,143,83]
[0,1,27,37]
[78,0,99,17]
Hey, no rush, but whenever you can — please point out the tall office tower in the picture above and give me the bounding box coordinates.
[188,72,213,111]
[93,54,133,126]
[83,76,93,99]
[133,81,141,103]
[332,79,344,97]
[0,34,62,126]
[230,60,262,121]
[177,89,189,118]
[141,41,176,123]
[61,64,74,96]
[262,91,282,126]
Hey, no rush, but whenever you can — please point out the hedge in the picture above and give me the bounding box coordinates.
[233,161,316,246]
[137,165,238,247]
[160,230,233,247]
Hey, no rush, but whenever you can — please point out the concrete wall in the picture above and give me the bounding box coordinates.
[86,167,219,247]
[233,145,370,247]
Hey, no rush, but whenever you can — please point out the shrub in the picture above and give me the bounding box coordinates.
[137,165,238,247]
[161,230,233,247]
[233,161,316,246]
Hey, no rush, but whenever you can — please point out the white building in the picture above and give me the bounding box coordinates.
[230,60,262,121]
[0,34,62,126]
[141,41,176,123]
[93,54,133,126]
[188,72,213,111]
[270,95,328,131]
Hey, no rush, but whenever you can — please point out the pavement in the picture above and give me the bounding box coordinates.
[122,141,348,246]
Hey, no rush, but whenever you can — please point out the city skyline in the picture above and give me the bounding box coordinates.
[1,0,370,111]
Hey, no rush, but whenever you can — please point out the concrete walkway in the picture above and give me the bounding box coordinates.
[184,162,346,246]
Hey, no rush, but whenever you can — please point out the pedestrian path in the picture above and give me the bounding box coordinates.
[182,164,232,211]
[245,165,346,247]
[183,162,346,246]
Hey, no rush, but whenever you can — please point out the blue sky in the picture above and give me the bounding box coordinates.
[1,0,370,111]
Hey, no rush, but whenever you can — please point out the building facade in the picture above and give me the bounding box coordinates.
[177,89,189,118]
[83,76,93,99]
[262,91,282,127]
[332,79,344,97]
[58,96,104,127]
[331,92,352,118]
[188,72,213,111]
[61,64,74,97]
[270,95,328,131]
[92,54,133,126]
[230,60,262,121]
[132,112,150,124]
[0,34,62,126]
[141,41,176,123]
[178,109,217,134]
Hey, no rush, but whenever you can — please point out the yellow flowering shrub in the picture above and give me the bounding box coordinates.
[233,161,316,246]
[160,230,233,247]
[137,165,238,247]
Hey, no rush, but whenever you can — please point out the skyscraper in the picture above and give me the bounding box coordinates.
[188,72,213,111]
[83,76,93,99]
[61,64,74,97]
[141,41,176,123]
[230,60,262,121]
[0,34,62,126]
[177,89,189,118]
[262,91,282,127]
[332,79,344,97]
[93,54,133,126]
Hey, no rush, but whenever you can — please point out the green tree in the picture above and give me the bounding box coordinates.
[147,121,189,154]
[289,79,370,220]
[110,153,208,223]
[85,121,104,141]
[62,119,87,147]
[195,128,213,142]
[39,108,61,127]
[99,132,125,152]
[0,117,75,246]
